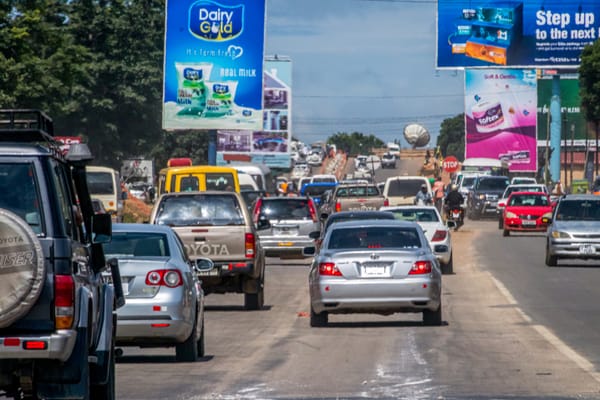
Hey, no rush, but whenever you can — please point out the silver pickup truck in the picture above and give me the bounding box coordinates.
[320,184,387,219]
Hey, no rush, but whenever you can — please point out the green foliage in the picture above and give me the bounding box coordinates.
[328,132,384,155]
[436,114,465,161]
[580,40,600,123]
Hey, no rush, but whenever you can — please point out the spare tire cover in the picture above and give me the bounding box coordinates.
[0,209,45,328]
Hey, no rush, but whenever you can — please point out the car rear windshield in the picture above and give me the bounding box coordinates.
[154,194,244,226]
[508,194,549,206]
[104,232,170,257]
[328,226,422,250]
[556,200,600,221]
[259,199,312,220]
[303,186,333,196]
[388,209,440,222]
[476,178,509,191]
[335,186,379,197]
[387,179,425,196]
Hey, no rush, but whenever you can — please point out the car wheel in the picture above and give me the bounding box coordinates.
[176,317,199,362]
[502,228,509,237]
[244,281,264,311]
[441,254,453,275]
[498,217,504,229]
[310,305,328,327]
[423,303,442,326]
[197,313,205,357]
[545,243,558,267]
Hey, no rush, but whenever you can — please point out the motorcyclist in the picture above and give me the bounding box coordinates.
[444,184,465,222]
[414,184,433,205]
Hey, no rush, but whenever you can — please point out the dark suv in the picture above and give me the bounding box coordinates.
[0,110,123,400]
[467,175,510,219]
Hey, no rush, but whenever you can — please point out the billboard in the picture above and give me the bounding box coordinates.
[217,57,292,168]
[537,77,587,146]
[437,0,600,68]
[162,0,266,130]
[465,69,537,172]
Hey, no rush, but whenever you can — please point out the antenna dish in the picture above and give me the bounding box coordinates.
[403,123,430,148]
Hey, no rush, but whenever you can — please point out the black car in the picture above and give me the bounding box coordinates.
[466,175,510,220]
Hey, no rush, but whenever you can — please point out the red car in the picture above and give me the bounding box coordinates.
[502,192,554,237]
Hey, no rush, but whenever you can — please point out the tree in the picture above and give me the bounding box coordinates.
[436,114,465,161]
[328,132,384,156]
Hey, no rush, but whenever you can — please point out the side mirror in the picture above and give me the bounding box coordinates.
[303,246,316,256]
[194,258,215,273]
[91,213,112,244]
[320,212,329,221]
[256,217,271,230]
[498,201,506,208]
[446,220,457,229]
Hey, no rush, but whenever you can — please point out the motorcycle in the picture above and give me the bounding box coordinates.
[446,206,464,231]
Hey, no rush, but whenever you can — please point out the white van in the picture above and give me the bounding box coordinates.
[232,163,275,194]
[86,166,123,221]
[237,171,260,191]
[383,176,432,206]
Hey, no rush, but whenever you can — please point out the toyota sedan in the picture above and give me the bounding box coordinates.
[307,220,442,327]
[103,223,206,362]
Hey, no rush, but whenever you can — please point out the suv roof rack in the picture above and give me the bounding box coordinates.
[0,109,54,143]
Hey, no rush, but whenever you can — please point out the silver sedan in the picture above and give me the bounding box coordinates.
[307,220,442,327]
[103,223,206,362]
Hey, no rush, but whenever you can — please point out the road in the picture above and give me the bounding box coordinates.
[114,158,600,399]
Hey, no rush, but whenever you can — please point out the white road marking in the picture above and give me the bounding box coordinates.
[490,274,600,384]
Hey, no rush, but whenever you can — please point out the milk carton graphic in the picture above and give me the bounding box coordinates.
[175,63,213,116]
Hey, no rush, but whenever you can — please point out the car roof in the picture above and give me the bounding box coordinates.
[559,194,600,200]
[328,219,420,229]
[112,223,173,233]
[328,211,394,220]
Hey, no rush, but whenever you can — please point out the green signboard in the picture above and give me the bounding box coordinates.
[537,78,586,143]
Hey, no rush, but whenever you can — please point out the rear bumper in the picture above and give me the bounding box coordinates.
[260,237,315,258]
[0,330,77,362]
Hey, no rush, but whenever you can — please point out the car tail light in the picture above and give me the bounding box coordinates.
[245,233,256,258]
[54,275,75,329]
[252,198,262,224]
[145,270,182,288]
[319,262,342,276]
[409,260,432,275]
[335,201,341,212]
[308,199,318,222]
[431,230,447,242]
[384,198,389,207]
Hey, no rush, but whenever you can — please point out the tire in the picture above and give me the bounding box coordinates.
[545,244,558,267]
[176,317,199,362]
[423,303,442,326]
[244,278,264,310]
[0,209,45,328]
[197,313,205,358]
[498,217,504,229]
[502,228,509,237]
[441,254,454,275]
[310,305,328,327]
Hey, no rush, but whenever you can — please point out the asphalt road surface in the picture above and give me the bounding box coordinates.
[111,160,600,399]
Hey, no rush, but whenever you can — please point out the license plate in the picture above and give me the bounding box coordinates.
[521,220,537,226]
[361,263,390,277]
[278,241,293,247]
[580,245,596,255]
[197,268,219,276]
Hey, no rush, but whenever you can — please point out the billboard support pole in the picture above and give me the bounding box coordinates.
[550,75,561,183]
[208,130,217,166]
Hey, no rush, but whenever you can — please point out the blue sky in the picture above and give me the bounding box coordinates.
[265,0,465,148]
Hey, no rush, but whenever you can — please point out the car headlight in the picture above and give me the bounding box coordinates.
[551,231,570,238]
[478,194,486,200]
[505,211,517,218]
[542,212,553,219]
